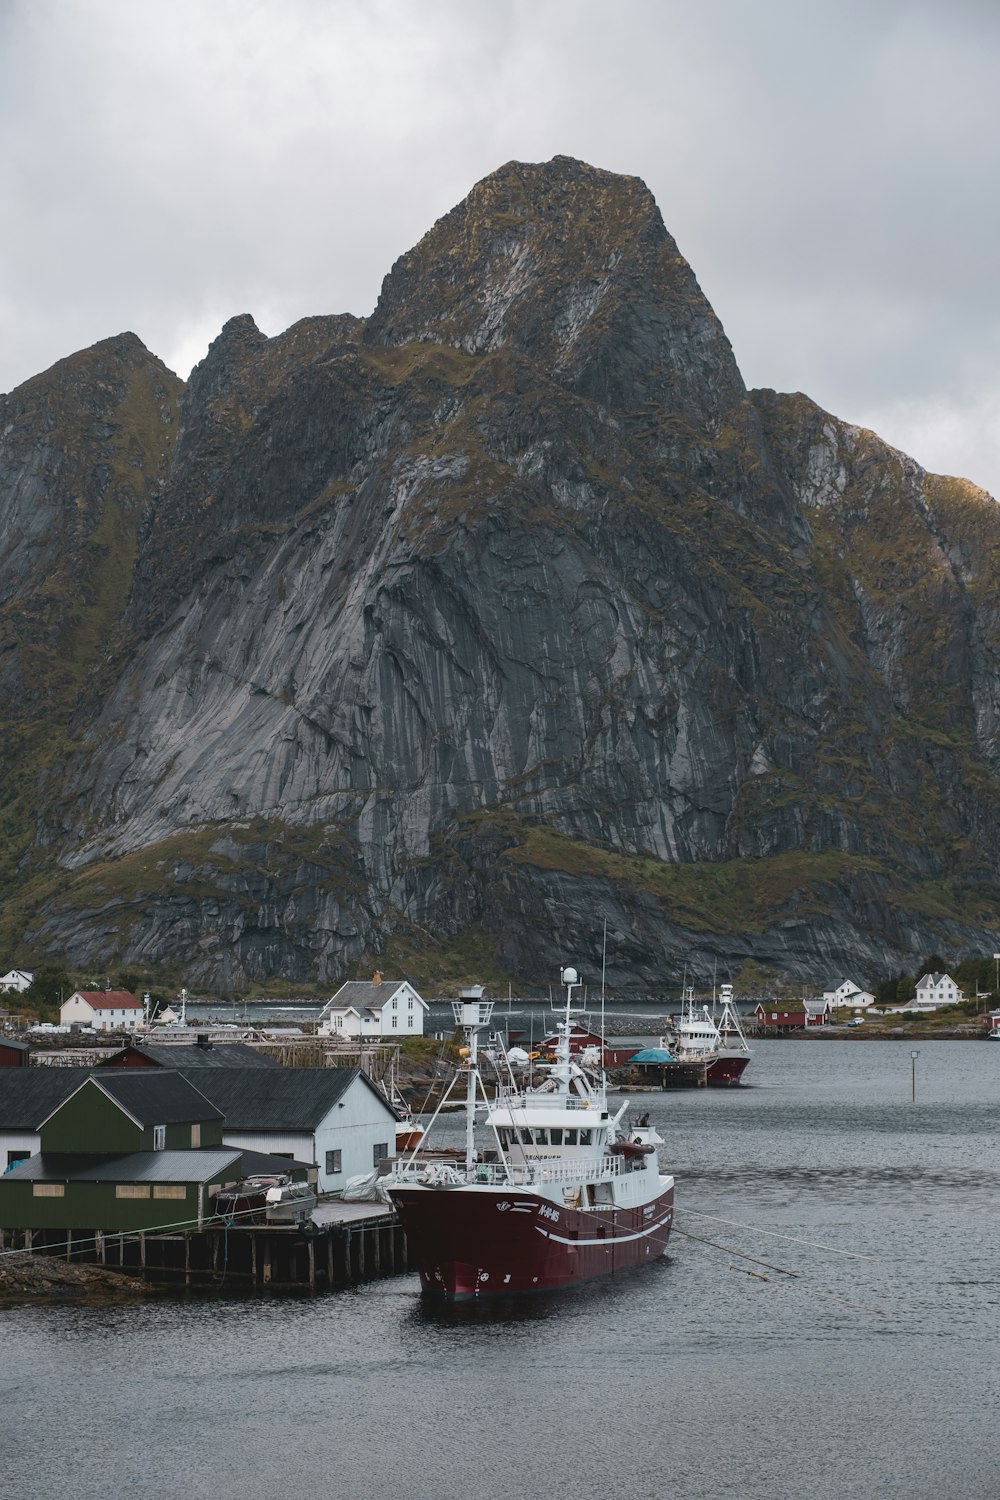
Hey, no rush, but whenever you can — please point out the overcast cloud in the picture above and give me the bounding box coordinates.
[2,0,998,495]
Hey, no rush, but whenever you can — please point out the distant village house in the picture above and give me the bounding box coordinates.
[60,989,144,1032]
[318,973,427,1038]
[822,980,875,1009]
[911,972,963,1010]
[0,969,34,995]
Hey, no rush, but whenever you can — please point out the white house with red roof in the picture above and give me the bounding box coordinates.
[60,989,144,1032]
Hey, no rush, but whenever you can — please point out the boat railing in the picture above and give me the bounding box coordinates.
[389,1152,631,1189]
[492,1085,600,1112]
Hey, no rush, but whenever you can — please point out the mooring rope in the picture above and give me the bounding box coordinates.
[681,1207,879,1260]
[674,1221,886,1316]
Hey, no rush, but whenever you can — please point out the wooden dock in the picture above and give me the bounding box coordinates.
[0,1202,409,1292]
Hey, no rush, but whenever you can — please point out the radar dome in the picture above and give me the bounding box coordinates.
[562,966,579,985]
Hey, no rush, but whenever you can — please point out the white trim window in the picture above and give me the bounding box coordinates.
[153,1124,166,1150]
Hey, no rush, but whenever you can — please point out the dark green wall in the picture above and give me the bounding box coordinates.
[0,1161,244,1230]
[40,1081,224,1154]
[41,1083,143,1153]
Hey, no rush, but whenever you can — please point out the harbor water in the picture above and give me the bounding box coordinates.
[4,1038,999,1499]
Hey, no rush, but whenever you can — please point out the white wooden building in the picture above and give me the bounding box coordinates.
[912,972,963,1010]
[822,980,875,1008]
[179,1067,400,1195]
[318,974,428,1038]
[0,969,34,994]
[60,989,144,1031]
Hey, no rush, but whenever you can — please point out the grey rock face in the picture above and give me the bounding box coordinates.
[6,160,1000,990]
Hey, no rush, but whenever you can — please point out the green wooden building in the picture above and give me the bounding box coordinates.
[1,1072,263,1232]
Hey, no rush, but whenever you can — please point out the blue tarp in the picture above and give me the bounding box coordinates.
[629,1047,675,1063]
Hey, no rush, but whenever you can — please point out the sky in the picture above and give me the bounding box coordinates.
[1,0,998,496]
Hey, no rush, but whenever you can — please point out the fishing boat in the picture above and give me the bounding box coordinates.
[383,968,675,1301]
[711,983,752,1085]
[663,983,751,1086]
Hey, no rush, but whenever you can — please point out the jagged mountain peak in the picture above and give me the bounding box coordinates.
[4,159,1000,991]
[366,155,744,425]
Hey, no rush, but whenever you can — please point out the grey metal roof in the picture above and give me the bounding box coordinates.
[89,1072,224,1125]
[99,1041,279,1070]
[0,1038,31,1053]
[0,1068,93,1129]
[179,1066,399,1130]
[236,1147,313,1179]
[3,1149,242,1183]
[326,979,426,1014]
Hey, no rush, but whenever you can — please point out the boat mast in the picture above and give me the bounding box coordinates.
[452,986,494,1175]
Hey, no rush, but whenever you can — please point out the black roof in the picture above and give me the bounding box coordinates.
[0,1068,93,1128]
[179,1066,398,1130]
[3,1149,242,1183]
[84,1072,224,1126]
[99,1041,279,1070]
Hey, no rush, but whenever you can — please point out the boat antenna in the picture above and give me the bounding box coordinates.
[601,917,607,1046]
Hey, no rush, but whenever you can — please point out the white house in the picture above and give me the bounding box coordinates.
[0,970,34,994]
[823,980,875,1009]
[318,974,428,1038]
[180,1067,400,1195]
[60,989,144,1032]
[911,972,963,1010]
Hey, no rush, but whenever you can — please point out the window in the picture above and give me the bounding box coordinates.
[190,1123,201,1148]
[550,1129,563,1145]
[6,1151,29,1169]
[578,1130,592,1146]
[153,1185,186,1200]
[153,1124,166,1151]
[392,997,398,1009]
[392,1016,398,1028]
[33,1183,64,1197]
[325,1150,342,1175]
[373,1143,389,1165]
[408,998,414,1010]
[116,1184,150,1199]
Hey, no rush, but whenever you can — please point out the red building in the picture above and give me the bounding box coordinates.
[0,1038,30,1067]
[753,1004,807,1031]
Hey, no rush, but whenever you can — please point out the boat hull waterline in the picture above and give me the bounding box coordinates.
[390,1181,675,1300]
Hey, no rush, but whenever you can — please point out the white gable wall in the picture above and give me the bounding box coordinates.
[221,1079,397,1194]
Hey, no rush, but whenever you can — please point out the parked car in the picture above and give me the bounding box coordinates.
[846,1017,864,1027]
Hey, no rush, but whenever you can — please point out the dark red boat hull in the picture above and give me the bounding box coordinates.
[388,1181,674,1300]
[706,1053,751,1086]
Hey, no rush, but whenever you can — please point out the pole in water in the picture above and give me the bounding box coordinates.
[910,1048,920,1102]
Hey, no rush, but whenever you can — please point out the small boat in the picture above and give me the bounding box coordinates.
[263,1181,317,1223]
[383,967,675,1301]
[213,1174,316,1224]
[214,1174,288,1219]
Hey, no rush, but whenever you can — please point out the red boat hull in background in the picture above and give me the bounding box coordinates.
[389,1182,674,1299]
[706,1053,751,1086]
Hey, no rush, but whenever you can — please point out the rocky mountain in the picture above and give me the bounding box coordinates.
[2,155,999,994]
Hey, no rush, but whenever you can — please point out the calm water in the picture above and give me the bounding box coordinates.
[5,1040,999,1499]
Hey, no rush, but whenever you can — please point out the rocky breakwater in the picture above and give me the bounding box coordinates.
[4,156,1000,989]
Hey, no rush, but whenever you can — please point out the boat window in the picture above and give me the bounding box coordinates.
[579,1130,593,1145]
[534,1129,549,1146]
[563,1129,577,1145]
[550,1128,563,1145]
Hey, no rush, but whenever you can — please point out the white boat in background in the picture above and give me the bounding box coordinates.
[663,982,751,1085]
